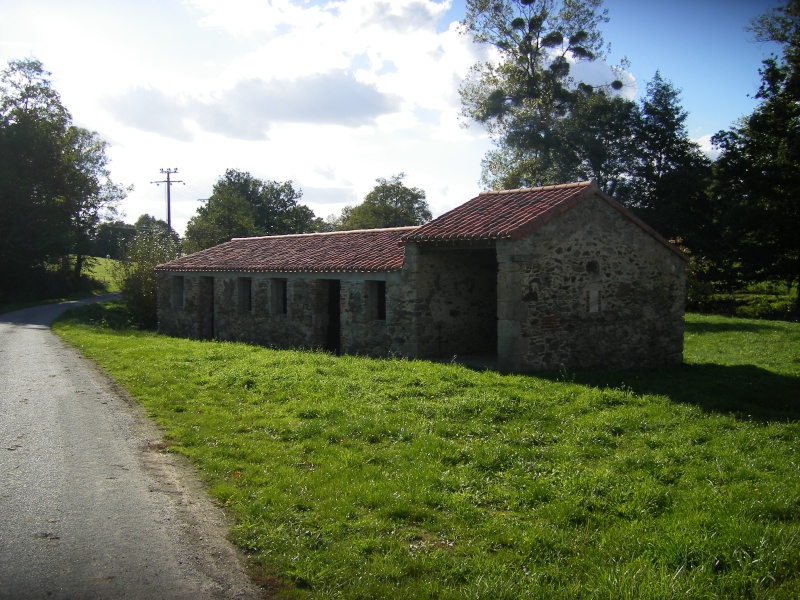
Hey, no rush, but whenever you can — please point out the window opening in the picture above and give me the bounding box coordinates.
[238,277,252,312]
[171,276,185,308]
[367,280,386,321]
[272,279,288,315]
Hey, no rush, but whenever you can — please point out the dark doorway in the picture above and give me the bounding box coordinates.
[325,280,341,354]
[198,276,214,340]
[417,247,497,360]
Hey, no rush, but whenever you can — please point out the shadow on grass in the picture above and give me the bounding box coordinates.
[537,363,800,422]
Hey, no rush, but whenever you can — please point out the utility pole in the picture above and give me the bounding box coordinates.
[151,168,184,231]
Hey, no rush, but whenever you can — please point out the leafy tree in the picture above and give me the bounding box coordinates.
[0,58,124,299]
[64,126,128,282]
[459,0,625,188]
[623,72,712,246]
[183,169,322,252]
[334,174,431,230]
[93,220,137,260]
[184,190,254,253]
[113,224,181,328]
[133,214,180,244]
[478,92,638,190]
[0,58,72,293]
[712,0,800,313]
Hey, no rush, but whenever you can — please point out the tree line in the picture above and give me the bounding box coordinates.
[1,0,797,318]
[178,170,430,254]
[460,0,799,316]
[0,58,126,303]
[0,56,430,308]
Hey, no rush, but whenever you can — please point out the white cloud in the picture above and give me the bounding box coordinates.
[183,0,333,36]
[695,134,721,160]
[107,71,402,140]
[104,88,195,141]
[2,0,491,235]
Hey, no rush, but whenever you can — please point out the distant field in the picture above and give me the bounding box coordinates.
[85,256,119,292]
[53,308,800,599]
[0,256,119,315]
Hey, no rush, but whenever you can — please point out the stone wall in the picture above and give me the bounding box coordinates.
[157,196,686,371]
[337,273,416,357]
[157,271,416,357]
[411,246,497,358]
[496,195,687,371]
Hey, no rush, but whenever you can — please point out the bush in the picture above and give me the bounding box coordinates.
[687,281,798,321]
[113,229,180,328]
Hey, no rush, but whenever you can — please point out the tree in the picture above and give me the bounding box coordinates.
[183,169,322,252]
[623,72,712,246]
[93,220,137,260]
[64,126,128,282]
[333,174,431,230]
[459,0,625,188]
[712,0,800,313]
[0,58,72,293]
[184,190,254,253]
[478,91,638,191]
[0,58,125,299]
[113,223,181,328]
[133,214,180,243]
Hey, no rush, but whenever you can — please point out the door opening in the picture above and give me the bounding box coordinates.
[198,276,214,340]
[325,280,341,354]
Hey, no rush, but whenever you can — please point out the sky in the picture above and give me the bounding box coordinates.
[0,0,783,237]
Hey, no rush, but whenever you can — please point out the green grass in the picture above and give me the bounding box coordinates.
[53,309,800,599]
[85,255,120,292]
[0,256,119,315]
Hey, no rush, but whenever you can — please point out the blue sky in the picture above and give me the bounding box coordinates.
[601,0,782,143]
[0,0,783,235]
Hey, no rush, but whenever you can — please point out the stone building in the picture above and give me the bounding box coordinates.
[156,181,688,371]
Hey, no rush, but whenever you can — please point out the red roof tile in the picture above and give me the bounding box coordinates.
[400,181,687,260]
[157,182,686,273]
[401,181,596,242]
[156,227,418,273]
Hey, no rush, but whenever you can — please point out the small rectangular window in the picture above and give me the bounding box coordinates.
[271,279,288,315]
[367,280,386,321]
[171,276,185,308]
[588,288,601,313]
[238,277,252,312]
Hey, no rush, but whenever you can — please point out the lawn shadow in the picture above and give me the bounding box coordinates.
[536,363,800,423]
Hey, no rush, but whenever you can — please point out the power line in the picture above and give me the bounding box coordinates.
[150,168,184,231]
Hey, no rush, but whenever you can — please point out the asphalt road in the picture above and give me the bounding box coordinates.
[0,298,264,599]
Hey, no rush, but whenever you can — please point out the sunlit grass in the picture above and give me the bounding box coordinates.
[53,308,800,599]
[84,255,120,292]
[0,256,119,315]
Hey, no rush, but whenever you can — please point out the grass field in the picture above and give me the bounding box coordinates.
[0,256,119,315]
[53,308,800,599]
[84,255,120,292]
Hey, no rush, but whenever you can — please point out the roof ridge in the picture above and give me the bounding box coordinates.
[232,225,420,241]
[478,180,594,196]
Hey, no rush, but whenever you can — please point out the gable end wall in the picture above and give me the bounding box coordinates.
[497,194,686,371]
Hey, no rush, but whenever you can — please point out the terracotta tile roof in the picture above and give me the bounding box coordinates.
[401,181,597,242]
[400,181,687,260]
[155,226,418,273]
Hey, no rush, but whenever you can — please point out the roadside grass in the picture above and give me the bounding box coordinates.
[53,309,800,599]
